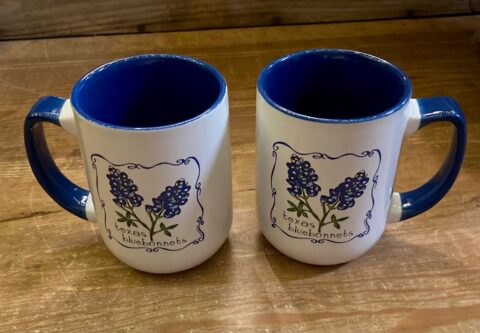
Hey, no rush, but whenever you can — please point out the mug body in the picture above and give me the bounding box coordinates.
[71,55,232,273]
[256,49,412,265]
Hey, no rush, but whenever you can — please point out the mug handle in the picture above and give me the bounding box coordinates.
[388,97,467,222]
[24,96,96,222]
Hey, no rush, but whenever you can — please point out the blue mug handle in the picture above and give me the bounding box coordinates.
[24,96,95,221]
[389,97,467,222]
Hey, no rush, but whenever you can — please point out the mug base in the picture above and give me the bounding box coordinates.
[259,221,380,266]
[112,233,230,274]
[266,238,371,266]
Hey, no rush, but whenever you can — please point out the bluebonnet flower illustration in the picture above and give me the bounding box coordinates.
[285,154,370,232]
[145,179,191,217]
[321,171,369,210]
[107,166,191,240]
[144,179,191,239]
[107,166,144,208]
[285,154,322,225]
[286,154,321,197]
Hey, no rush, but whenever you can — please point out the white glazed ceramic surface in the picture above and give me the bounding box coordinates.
[60,95,232,273]
[256,92,421,265]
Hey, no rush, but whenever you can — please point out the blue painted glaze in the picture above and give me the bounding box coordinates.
[24,96,89,219]
[71,54,227,130]
[91,154,205,251]
[270,141,381,243]
[258,49,412,123]
[399,97,467,220]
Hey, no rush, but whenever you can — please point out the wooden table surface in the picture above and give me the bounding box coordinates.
[1,15,479,332]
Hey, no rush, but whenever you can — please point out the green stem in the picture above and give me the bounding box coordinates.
[148,214,156,242]
[292,192,344,233]
[122,204,150,231]
[318,205,332,232]
[317,200,340,232]
[322,216,349,227]
[147,208,164,241]
[296,193,321,224]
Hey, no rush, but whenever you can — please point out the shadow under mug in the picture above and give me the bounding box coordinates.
[24,54,232,273]
[256,49,466,265]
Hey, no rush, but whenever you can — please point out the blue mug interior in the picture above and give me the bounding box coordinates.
[72,55,226,129]
[258,49,411,121]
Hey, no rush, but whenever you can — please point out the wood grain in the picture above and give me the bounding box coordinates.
[0,0,478,40]
[0,15,480,332]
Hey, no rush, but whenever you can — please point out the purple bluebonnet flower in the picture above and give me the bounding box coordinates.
[321,171,369,210]
[286,154,321,197]
[145,179,191,218]
[107,166,144,207]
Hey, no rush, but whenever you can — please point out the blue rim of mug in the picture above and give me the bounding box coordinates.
[257,49,412,123]
[70,54,227,131]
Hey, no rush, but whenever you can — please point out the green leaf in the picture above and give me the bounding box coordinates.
[126,211,131,219]
[167,224,178,230]
[116,211,125,219]
[164,230,172,237]
[287,200,297,209]
[331,214,337,221]
[126,220,138,228]
[297,210,302,217]
[333,221,340,229]
[116,218,126,223]
[160,223,166,230]
[298,201,304,209]
[301,211,308,218]
[287,207,297,212]
[336,216,349,222]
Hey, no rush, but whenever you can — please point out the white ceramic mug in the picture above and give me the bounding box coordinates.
[25,54,232,273]
[256,49,466,265]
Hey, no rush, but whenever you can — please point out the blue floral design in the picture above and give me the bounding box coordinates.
[145,179,191,217]
[286,154,321,197]
[321,171,369,210]
[145,179,191,239]
[107,166,144,208]
[285,154,370,232]
[106,166,191,240]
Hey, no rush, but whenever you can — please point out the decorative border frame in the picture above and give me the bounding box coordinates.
[91,154,205,252]
[270,141,381,244]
